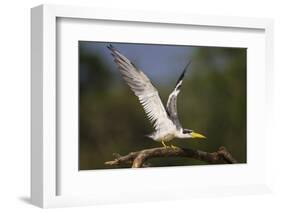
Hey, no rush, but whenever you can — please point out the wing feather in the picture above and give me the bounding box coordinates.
[108,44,175,131]
[166,61,191,129]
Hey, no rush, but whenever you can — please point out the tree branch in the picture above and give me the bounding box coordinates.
[105,146,238,168]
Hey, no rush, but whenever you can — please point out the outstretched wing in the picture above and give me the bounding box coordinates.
[166,61,191,129]
[108,44,175,132]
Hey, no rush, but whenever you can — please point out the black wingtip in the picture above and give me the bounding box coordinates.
[176,60,192,85]
[107,44,115,51]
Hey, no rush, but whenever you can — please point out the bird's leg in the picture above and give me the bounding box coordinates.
[161,141,169,148]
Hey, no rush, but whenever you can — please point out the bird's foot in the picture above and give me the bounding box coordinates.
[170,144,179,150]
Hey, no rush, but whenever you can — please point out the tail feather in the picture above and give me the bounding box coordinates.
[145,133,154,139]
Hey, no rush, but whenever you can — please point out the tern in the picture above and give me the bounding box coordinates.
[108,44,206,148]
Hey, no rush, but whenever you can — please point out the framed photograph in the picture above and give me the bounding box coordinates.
[31,4,274,208]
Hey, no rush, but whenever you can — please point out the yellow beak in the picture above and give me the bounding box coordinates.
[191,132,206,139]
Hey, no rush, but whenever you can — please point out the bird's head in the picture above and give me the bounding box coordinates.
[180,129,206,139]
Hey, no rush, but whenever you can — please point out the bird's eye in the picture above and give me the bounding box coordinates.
[183,129,192,134]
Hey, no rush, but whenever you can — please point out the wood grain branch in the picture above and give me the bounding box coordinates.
[105,146,238,168]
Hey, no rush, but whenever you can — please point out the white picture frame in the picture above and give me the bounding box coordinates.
[31,4,274,208]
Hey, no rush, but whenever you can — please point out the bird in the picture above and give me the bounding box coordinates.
[107,44,206,148]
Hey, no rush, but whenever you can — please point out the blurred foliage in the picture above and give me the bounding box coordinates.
[79,42,246,170]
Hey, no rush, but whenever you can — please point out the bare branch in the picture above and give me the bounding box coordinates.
[105,146,238,168]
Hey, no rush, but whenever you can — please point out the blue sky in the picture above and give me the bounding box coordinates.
[80,41,196,85]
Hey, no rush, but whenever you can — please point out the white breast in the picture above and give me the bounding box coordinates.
[153,129,177,142]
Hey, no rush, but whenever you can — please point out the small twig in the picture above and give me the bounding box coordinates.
[105,146,237,168]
